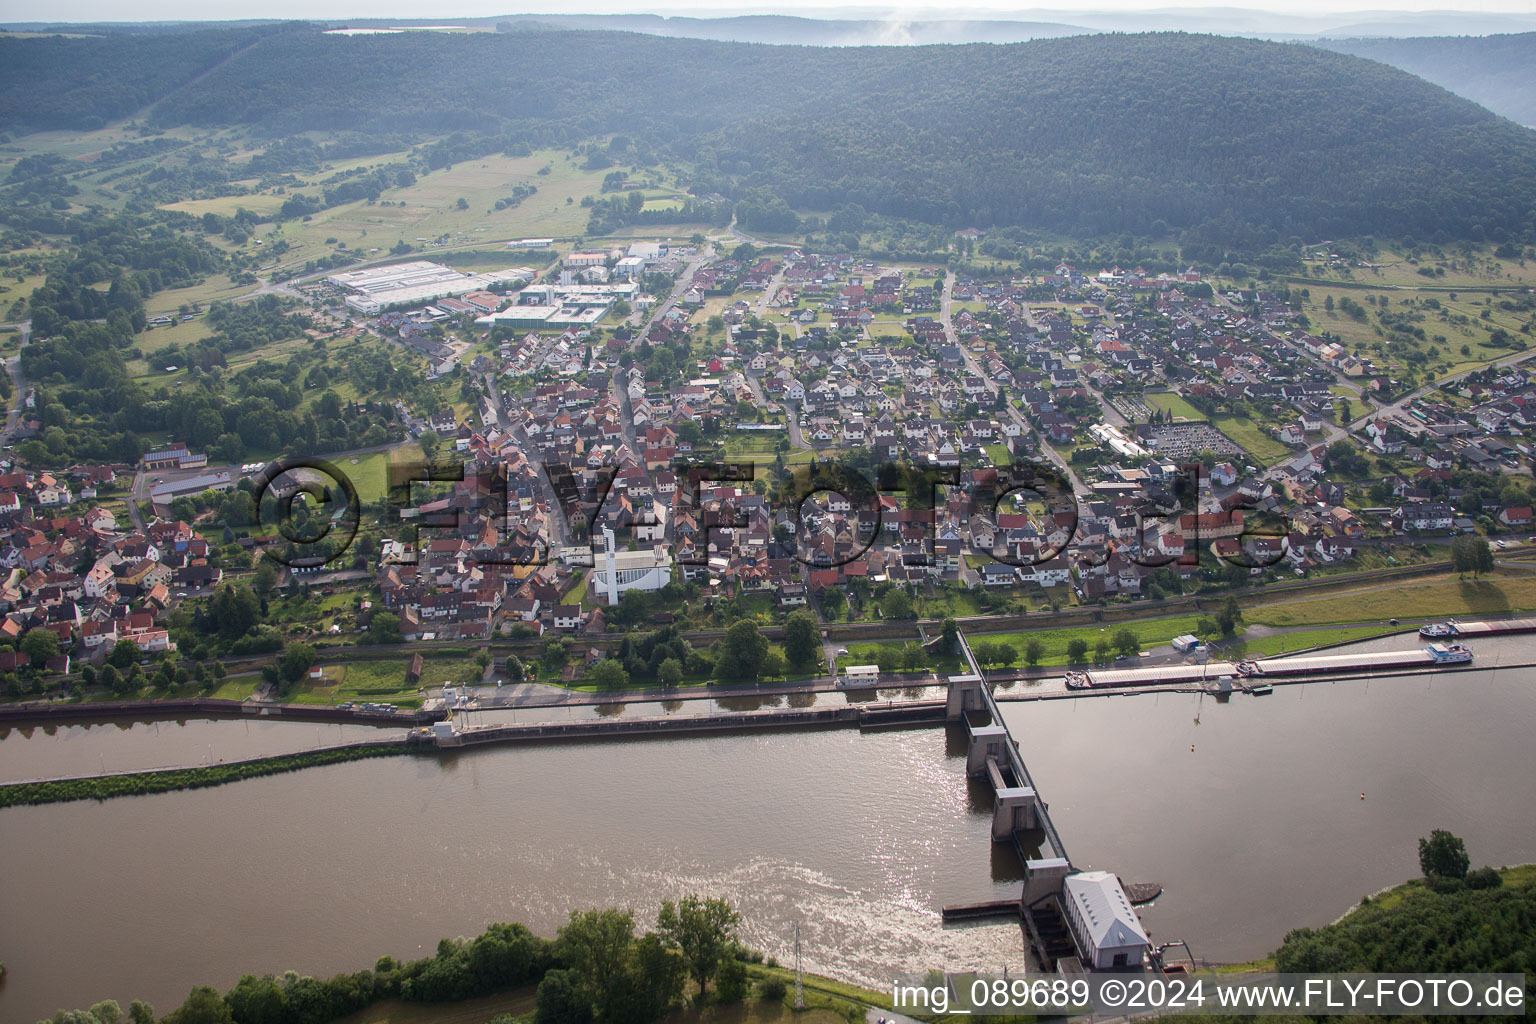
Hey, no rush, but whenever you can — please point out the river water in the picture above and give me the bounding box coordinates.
[1,638,1533,1021]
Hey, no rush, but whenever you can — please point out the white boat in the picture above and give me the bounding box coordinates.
[1419,622,1457,638]
[1424,642,1473,665]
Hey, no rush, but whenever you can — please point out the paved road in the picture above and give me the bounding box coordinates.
[943,278,1088,495]
[0,319,29,445]
[482,371,574,548]
[636,240,716,348]
[1348,346,1536,434]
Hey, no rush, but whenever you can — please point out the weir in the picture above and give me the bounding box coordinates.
[948,630,1080,962]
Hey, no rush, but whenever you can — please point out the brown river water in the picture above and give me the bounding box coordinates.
[0,636,1532,1021]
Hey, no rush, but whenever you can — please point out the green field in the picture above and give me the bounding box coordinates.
[271,150,658,255]
[1212,413,1291,465]
[971,613,1217,665]
[288,655,483,705]
[1247,571,1536,627]
[1146,392,1204,422]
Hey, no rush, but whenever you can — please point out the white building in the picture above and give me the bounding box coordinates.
[326,260,534,311]
[1061,871,1151,970]
[589,528,672,605]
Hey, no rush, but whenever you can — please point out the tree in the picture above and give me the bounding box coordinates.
[1419,829,1470,880]
[760,650,786,678]
[715,620,769,680]
[19,627,59,666]
[161,987,234,1024]
[210,584,261,639]
[994,642,1017,667]
[279,642,316,686]
[558,908,636,1003]
[535,969,594,1024]
[1110,627,1139,658]
[939,617,959,654]
[1094,637,1112,664]
[252,560,278,600]
[419,428,441,460]
[1451,535,1495,579]
[880,589,915,619]
[1066,638,1089,663]
[225,975,287,1024]
[128,1003,155,1024]
[657,657,683,687]
[782,609,820,669]
[366,610,403,644]
[107,638,140,669]
[1024,638,1044,667]
[625,932,689,1020]
[588,659,629,689]
[715,955,749,1003]
[657,895,741,997]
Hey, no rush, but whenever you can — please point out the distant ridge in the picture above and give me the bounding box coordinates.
[2,26,1534,242]
[1313,33,1536,126]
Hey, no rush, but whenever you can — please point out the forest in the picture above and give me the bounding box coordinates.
[3,28,1536,244]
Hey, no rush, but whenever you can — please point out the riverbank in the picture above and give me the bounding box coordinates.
[0,740,414,807]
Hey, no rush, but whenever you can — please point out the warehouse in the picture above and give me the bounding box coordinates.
[328,260,535,311]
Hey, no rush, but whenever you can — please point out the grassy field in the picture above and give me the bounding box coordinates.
[971,613,1217,665]
[288,655,482,705]
[142,273,254,319]
[1145,392,1205,422]
[834,639,963,675]
[1215,624,1391,658]
[1247,571,1536,627]
[1212,413,1291,465]
[272,150,650,255]
[206,676,261,701]
[161,192,290,219]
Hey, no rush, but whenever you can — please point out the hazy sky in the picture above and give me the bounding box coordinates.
[3,0,1535,26]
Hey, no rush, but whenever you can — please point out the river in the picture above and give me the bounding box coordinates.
[0,638,1533,1021]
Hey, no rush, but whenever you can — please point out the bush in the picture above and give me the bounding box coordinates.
[760,977,788,1001]
[1465,866,1504,890]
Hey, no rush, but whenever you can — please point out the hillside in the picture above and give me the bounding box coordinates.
[1315,33,1536,126]
[3,27,1536,243]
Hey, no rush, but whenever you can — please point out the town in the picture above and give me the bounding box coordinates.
[1,233,1532,699]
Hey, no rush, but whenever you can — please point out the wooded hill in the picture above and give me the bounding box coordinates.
[4,26,1536,243]
[1316,32,1536,127]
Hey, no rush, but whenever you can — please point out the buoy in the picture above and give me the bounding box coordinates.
[1361,793,1366,800]
[1190,744,1195,752]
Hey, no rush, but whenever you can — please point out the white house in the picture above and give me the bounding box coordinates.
[1061,870,1151,970]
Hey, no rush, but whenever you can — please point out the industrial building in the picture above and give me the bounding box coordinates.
[149,472,234,511]
[1061,871,1152,969]
[328,260,536,314]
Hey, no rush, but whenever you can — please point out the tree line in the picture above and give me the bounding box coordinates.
[37,896,755,1024]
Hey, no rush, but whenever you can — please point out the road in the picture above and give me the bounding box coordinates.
[635,239,716,348]
[0,319,29,445]
[1210,289,1363,399]
[942,274,1090,495]
[1347,346,1536,433]
[482,371,574,549]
